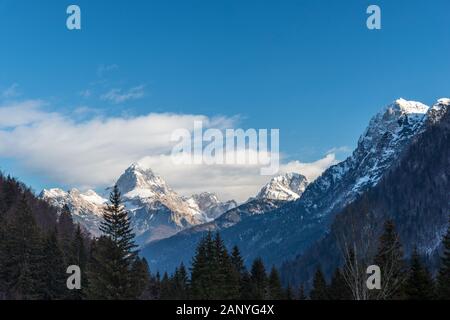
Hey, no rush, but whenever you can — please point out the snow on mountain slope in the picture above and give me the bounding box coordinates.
[185,192,237,220]
[142,98,436,272]
[256,173,308,201]
[41,163,235,244]
[299,98,430,217]
[141,172,309,271]
[40,188,107,236]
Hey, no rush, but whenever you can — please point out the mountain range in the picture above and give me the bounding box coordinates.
[41,97,450,281]
[41,164,306,246]
[140,98,450,273]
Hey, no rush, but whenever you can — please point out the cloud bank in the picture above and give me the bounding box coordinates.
[0,100,338,201]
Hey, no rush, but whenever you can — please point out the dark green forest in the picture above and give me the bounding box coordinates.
[0,173,449,300]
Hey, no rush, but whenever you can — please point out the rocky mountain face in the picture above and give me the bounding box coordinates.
[281,98,450,288]
[256,173,308,201]
[141,173,308,272]
[41,164,235,245]
[185,192,237,220]
[142,98,438,272]
[40,188,106,237]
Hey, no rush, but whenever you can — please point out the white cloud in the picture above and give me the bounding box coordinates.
[100,85,145,104]
[279,154,339,182]
[326,146,352,155]
[0,100,338,201]
[138,153,337,202]
[0,100,51,128]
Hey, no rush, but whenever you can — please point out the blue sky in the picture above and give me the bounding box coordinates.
[0,0,449,200]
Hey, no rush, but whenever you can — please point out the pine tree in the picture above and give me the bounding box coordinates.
[240,271,253,300]
[190,232,239,299]
[87,185,141,299]
[39,230,66,300]
[268,266,284,300]
[68,225,87,300]
[328,268,352,300]
[231,245,246,275]
[99,185,138,262]
[214,234,240,299]
[190,232,214,299]
[148,272,162,300]
[57,205,75,263]
[0,208,6,298]
[436,219,450,300]
[172,263,189,300]
[310,267,328,300]
[373,220,407,300]
[159,272,172,300]
[130,257,151,299]
[86,236,120,299]
[3,197,42,299]
[297,284,307,300]
[404,249,435,300]
[284,283,294,300]
[250,258,268,300]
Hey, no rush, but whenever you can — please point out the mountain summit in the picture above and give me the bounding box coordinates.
[142,98,441,272]
[256,172,308,201]
[42,163,235,244]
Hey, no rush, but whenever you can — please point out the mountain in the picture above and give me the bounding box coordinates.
[41,188,106,236]
[185,192,237,220]
[41,163,234,245]
[142,98,434,272]
[141,172,308,272]
[255,172,308,201]
[281,98,450,288]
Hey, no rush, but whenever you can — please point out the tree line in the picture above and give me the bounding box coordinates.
[307,220,450,300]
[0,173,449,300]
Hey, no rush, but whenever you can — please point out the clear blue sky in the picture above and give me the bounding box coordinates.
[0,0,449,193]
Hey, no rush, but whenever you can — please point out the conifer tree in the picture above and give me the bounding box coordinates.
[436,219,450,300]
[310,267,328,300]
[328,268,352,300]
[40,230,66,300]
[159,272,172,300]
[240,271,253,300]
[173,263,189,300]
[190,232,239,299]
[404,249,435,300]
[99,185,138,262]
[297,284,307,300]
[250,258,268,300]
[86,236,119,299]
[130,257,151,299]
[214,234,240,299]
[373,220,407,300]
[57,205,75,263]
[87,185,142,299]
[0,209,6,298]
[68,225,87,300]
[231,245,246,276]
[268,266,284,300]
[3,197,42,299]
[284,283,294,300]
[190,232,214,299]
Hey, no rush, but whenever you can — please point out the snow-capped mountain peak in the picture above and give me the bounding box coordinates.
[41,164,238,244]
[115,162,171,199]
[428,98,450,124]
[392,98,429,115]
[256,172,308,201]
[185,192,237,220]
